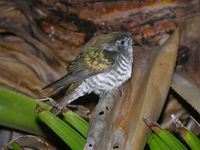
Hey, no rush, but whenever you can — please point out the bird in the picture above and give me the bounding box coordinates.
[43,32,134,113]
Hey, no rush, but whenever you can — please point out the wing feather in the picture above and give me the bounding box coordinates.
[43,49,119,90]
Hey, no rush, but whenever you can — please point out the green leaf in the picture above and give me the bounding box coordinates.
[147,133,171,150]
[10,142,23,150]
[0,88,49,135]
[152,127,187,150]
[38,111,86,150]
[144,117,188,150]
[181,129,200,150]
[63,110,89,138]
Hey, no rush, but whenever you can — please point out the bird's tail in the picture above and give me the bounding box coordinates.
[42,75,70,90]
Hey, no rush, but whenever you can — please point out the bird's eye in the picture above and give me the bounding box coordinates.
[119,41,125,46]
[120,40,125,45]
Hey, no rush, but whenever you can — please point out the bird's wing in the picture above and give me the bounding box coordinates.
[43,49,119,90]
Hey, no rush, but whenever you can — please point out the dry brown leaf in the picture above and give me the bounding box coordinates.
[172,15,200,113]
[73,0,198,45]
[6,135,54,150]
[172,73,200,113]
[0,0,64,71]
[160,95,188,130]
[0,36,61,98]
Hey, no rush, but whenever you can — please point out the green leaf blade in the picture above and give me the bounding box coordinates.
[63,110,89,138]
[38,111,86,150]
[0,88,44,134]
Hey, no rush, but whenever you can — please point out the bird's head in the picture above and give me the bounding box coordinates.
[97,32,133,57]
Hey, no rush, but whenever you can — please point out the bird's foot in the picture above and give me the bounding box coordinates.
[37,97,67,115]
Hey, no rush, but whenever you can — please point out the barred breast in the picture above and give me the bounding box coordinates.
[91,55,132,95]
[67,55,133,104]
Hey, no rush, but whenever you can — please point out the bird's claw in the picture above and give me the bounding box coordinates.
[38,97,67,114]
